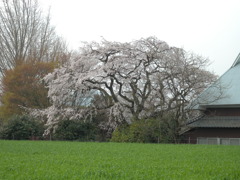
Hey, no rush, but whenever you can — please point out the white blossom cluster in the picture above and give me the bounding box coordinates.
[30,37,216,135]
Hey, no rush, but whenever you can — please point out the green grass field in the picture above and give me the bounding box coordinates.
[0,141,239,180]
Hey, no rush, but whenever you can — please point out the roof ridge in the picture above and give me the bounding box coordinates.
[231,53,240,68]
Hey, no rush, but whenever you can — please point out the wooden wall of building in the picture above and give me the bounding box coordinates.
[183,128,240,144]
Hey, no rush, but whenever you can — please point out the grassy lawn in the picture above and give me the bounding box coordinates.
[0,140,239,179]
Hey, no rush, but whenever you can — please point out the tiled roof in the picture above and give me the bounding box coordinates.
[190,53,240,109]
[186,116,240,128]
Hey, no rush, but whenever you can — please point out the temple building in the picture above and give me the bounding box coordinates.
[182,54,240,145]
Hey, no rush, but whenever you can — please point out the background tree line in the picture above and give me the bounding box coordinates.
[0,0,217,142]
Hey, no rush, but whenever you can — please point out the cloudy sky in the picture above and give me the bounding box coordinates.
[39,0,240,75]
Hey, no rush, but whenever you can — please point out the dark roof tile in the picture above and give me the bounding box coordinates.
[187,116,240,128]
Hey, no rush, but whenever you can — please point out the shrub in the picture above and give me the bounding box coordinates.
[52,109,110,142]
[53,120,97,141]
[111,113,181,143]
[111,119,160,143]
[110,124,131,142]
[0,115,44,140]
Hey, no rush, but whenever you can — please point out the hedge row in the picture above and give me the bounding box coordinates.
[0,114,181,143]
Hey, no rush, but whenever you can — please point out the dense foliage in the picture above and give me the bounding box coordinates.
[0,62,55,119]
[53,120,97,141]
[0,115,44,140]
[111,113,180,143]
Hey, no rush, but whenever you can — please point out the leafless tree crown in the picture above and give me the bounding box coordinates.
[0,0,68,76]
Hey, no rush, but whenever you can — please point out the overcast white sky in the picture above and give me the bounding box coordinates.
[39,0,240,76]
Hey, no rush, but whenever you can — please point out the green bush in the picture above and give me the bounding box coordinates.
[53,120,97,141]
[111,113,181,143]
[110,124,131,142]
[111,119,160,143]
[52,109,110,142]
[0,115,44,140]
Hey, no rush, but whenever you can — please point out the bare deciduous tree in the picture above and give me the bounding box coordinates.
[0,0,68,76]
